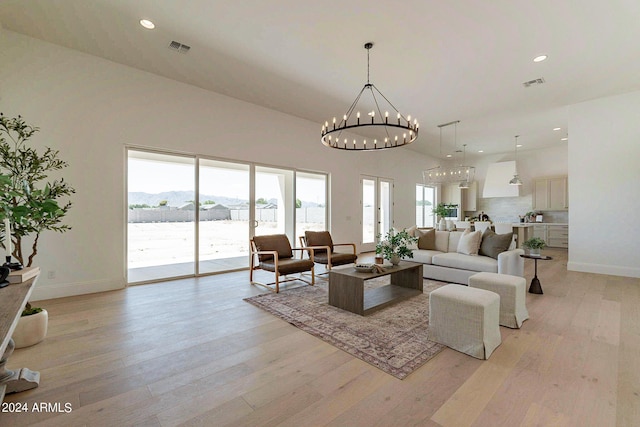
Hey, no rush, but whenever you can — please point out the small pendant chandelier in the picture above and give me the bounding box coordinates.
[509,135,523,186]
[321,42,419,151]
[423,120,475,186]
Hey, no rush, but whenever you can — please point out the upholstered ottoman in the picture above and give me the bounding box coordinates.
[429,284,501,359]
[469,272,529,329]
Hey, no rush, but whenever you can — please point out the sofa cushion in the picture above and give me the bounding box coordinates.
[416,228,436,250]
[457,229,482,255]
[446,231,465,253]
[411,249,442,264]
[435,231,450,252]
[432,252,498,273]
[479,228,513,259]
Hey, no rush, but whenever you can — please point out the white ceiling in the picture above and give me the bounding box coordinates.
[2,0,639,160]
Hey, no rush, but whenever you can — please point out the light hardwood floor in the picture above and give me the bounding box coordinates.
[2,248,639,426]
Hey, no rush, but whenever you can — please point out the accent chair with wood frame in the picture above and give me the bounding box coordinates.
[302,231,357,274]
[250,234,315,293]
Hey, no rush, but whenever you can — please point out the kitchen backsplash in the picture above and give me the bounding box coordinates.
[464,195,569,223]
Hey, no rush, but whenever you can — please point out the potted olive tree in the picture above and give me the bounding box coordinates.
[0,113,75,347]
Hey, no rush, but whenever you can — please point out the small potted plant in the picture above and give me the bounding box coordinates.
[432,203,450,230]
[11,303,48,348]
[376,229,417,265]
[523,237,546,256]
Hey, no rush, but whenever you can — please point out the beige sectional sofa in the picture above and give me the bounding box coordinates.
[410,229,524,285]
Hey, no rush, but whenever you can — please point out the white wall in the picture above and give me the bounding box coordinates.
[0,30,437,299]
[568,90,640,278]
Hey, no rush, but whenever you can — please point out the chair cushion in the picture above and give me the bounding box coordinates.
[479,228,513,259]
[259,258,315,275]
[253,234,293,262]
[314,252,357,266]
[305,231,334,255]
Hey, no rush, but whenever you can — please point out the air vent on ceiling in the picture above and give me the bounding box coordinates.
[168,40,191,54]
[523,77,545,88]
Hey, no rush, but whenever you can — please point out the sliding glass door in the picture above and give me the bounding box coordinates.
[127,150,196,283]
[127,148,329,283]
[254,166,294,237]
[198,159,250,274]
[295,172,327,246]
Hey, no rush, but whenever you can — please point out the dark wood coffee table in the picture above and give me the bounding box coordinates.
[328,261,423,316]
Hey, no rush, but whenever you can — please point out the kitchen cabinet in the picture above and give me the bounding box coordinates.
[547,225,569,248]
[461,181,477,212]
[442,183,461,206]
[533,225,546,241]
[532,224,569,248]
[533,176,568,210]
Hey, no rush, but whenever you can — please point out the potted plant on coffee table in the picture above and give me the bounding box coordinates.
[376,229,417,265]
[523,237,546,257]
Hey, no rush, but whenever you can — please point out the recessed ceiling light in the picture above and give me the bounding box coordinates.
[140,19,155,29]
[561,137,568,141]
[533,55,548,62]
[478,150,483,153]
[553,127,561,131]
[446,154,452,158]
[516,144,523,148]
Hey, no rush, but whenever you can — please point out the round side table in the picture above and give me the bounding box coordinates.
[520,254,553,294]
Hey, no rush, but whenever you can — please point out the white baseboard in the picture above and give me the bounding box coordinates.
[567,261,640,279]
[30,278,126,302]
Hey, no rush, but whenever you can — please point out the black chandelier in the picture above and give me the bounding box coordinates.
[321,42,419,151]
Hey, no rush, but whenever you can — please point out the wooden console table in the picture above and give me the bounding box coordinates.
[0,274,41,402]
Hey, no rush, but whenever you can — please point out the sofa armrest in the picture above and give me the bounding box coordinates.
[497,248,524,276]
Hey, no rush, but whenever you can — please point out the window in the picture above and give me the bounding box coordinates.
[127,148,329,283]
[295,171,328,245]
[416,184,435,228]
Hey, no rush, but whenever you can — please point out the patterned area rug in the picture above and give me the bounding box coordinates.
[244,277,445,379]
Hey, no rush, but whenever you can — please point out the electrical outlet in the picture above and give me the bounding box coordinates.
[47,270,56,279]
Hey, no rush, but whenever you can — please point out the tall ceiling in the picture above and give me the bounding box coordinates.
[1,0,639,159]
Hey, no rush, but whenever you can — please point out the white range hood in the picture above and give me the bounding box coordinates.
[483,161,520,198]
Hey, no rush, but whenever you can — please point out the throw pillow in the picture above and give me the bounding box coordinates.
[479,228,513,259]
[457,228,482,255]
[416,228,436,250]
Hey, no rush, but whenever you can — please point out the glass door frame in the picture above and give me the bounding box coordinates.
[360,175,394,252]
[126,146,329,284]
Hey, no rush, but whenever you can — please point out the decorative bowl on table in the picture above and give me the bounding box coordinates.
[354,263,374,273]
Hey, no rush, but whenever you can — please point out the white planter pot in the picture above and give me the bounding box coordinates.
[12,309,48,348]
